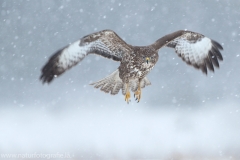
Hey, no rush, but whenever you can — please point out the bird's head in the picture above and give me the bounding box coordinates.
[140,52,158,67]
[145,57,150,64]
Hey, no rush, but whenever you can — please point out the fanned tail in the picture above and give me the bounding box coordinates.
[90,69,151,95]
[90,70,123,95]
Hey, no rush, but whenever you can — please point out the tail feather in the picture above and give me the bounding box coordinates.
[111,82,123,95]
[90,70,122,95]
[90,69,151,95]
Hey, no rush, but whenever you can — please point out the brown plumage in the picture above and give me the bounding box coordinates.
[40,29,223,103]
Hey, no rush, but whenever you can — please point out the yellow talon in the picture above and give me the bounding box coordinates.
[124,83,131,103]
[134,85,141,103]
[125,90,131,103]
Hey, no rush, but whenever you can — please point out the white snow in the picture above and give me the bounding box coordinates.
[0,102,239,159]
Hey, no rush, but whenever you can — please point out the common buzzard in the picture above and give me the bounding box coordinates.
[40,30,223,103]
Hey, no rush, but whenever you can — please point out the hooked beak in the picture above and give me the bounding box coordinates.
[146,57,150,64]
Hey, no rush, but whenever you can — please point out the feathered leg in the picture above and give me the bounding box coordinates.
[134,82,141,103]
[124,83,131,104]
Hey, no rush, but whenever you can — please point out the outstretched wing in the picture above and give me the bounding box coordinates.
[151,30,223,74]
[40,30,132,83]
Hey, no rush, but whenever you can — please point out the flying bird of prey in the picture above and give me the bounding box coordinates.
[40,30,223,103]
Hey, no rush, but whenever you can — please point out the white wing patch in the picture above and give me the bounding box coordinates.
[175,37,211,65]
[40,30,129,83]
[166,31,223,74]
[58,40,90,71]
[40,39,93,83]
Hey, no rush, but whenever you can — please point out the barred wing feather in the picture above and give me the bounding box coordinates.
[40,30,132,83]
[152,30,223,74]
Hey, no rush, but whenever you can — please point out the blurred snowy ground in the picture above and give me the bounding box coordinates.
[1,102,239,160]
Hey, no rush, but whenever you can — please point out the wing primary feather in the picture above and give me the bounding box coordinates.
[205,55,214,72]
[211,39,223,50]
[211,46,223,61]
[200,63,208,75]
[209,51,219,68]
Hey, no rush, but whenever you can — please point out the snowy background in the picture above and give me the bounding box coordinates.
[0,0,240,159]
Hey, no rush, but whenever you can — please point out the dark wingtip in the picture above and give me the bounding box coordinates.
[209,38,224,64]
[39,71,55,84]
[200,65,208,75]
[204,57,214,73]
[39,47,65,84]
[39,65,55,84]
[211,39,223,50]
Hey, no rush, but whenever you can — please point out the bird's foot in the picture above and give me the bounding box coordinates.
[134,88,141,103]
[125,91,131,104]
